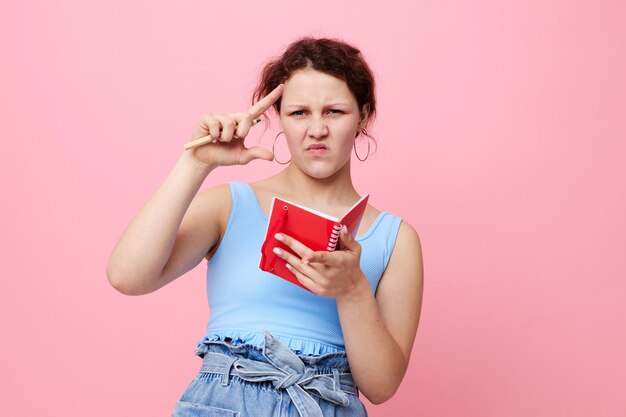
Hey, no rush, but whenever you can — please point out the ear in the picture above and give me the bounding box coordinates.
[358,104,371,129]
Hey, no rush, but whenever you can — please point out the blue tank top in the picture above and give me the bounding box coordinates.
[195,182,403,355]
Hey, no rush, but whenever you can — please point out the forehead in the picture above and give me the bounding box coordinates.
[282,69,356,105]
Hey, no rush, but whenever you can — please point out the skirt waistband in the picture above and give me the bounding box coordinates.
[197,331,357,417]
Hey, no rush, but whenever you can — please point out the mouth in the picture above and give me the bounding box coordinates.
[306,144,328,151]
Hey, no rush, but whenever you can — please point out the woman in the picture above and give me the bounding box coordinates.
[107,37,424,417]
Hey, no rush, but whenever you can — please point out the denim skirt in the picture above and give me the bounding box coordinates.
[170,331,368,417]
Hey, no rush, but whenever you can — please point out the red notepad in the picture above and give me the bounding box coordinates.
[259,193,369,291]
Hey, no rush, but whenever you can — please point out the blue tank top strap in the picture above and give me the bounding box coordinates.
[226,182,266,223]
[232,181,256,200]
[377,212,403,270]
[357,211,403,291]
[229,181,254,211]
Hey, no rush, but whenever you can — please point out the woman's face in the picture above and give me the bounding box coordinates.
[279,69,366,179]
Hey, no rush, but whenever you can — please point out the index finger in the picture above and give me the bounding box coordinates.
[247,84,284,119]
[275,232,313,259]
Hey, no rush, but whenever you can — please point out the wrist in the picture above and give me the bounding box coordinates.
[336,272,372,305]
[181,149,218,174]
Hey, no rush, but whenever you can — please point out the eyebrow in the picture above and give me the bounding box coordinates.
[284,103,351,108]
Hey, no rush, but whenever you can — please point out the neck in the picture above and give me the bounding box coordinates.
[277,160,359,206]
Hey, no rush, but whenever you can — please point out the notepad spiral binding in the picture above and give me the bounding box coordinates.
[327,224,343,251]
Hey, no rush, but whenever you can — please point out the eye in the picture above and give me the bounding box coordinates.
[290,110,306,116]
[328,109,344,115]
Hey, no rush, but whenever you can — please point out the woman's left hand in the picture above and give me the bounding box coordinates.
[274,225,368,299]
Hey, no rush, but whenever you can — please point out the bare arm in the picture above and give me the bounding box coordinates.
[336,222,424,404]
[106,151,220,295]
[106,84,285,295]
[275,221,424,404]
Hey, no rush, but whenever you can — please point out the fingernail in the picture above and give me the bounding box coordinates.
[273,247,282,255]
[302,259,309,266]
[274,233,284,241]
[285,263,293,270]
[342,225,348,235]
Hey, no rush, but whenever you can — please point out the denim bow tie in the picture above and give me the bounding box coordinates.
[201,332,353,417]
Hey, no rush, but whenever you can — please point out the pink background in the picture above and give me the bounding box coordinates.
[2,1,625,416]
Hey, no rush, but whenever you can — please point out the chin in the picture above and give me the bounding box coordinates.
[291,153,351,180]
[301,162,347,180]
[306,170,337,180]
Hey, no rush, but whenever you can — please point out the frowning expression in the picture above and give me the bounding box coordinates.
[279,69,366,178]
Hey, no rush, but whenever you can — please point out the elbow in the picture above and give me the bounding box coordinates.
[361,356,408,404]
[366,392,396,405]
[362,385,399,405]
[106,265,145,296]
[107,273,134,296]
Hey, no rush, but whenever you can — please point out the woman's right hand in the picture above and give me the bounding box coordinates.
[187,84,284,168]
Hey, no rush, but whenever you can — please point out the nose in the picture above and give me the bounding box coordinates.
[307,116,329,139]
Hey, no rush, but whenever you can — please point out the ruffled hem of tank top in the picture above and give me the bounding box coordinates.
[194,330,345,357]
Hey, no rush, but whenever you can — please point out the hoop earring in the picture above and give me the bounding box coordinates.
[273,131,291,165]
[354,130,371,162]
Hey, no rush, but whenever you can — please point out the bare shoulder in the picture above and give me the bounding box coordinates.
[196,182,232,205]
[193,183,232,224]
[184,183,233,261]
[395,221,422,253]
[377,219,423,293]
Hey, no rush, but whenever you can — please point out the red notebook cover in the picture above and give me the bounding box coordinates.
[259,193,369,291]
